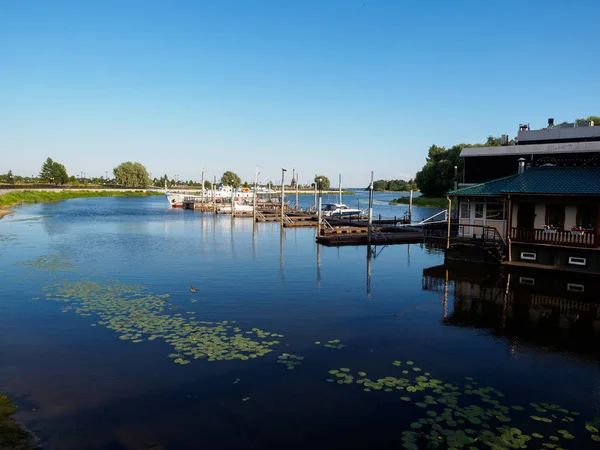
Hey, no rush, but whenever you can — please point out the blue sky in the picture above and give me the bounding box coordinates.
[1,0,598,187]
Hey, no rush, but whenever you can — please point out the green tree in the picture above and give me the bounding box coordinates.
[221,171,241,188]
[39,157,55,182]
[113,161,150,188]
[7,170,14,185]
[39,157,69,185]
[51,163,69,185]
[314,175,330,190]
[203,180,212,190]
[415,144,463,196]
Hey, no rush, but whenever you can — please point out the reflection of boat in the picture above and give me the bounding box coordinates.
[165,186,254,208]
[321,203,363,217]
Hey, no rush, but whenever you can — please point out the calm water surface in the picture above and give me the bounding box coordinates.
[1,194,599,450]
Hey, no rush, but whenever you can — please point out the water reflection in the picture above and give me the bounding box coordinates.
[423,263,600,359]
[280,226,285,281]
[316,242,321,288]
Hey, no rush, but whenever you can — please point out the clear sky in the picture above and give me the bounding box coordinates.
[1,0,598,187]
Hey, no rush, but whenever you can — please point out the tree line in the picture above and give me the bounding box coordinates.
[414,115,600,196]
[1,160,340,191]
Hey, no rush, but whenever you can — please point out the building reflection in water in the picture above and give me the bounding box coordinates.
[422,263,600,359]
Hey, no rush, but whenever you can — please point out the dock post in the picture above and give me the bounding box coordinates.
[295,171,299,211]
[201,168,205,205]
[318,197,322,236]
[313,173,317,211]
[253,168,258,221]
[446,196,452,249]
[280,168,286,224]
[367,171,374,246]
[212,176,217,214]
[409,190,413,222]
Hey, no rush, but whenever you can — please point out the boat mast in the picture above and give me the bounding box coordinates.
[338,173,342,204]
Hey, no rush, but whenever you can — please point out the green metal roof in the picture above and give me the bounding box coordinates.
[449,166,600,196]
[448,174,518,196]
[501,166,600,195]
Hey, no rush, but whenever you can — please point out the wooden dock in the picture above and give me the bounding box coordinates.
[316,229,432,246]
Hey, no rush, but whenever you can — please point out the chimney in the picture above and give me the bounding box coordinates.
[548,118,554,128]
[518,158,526,174]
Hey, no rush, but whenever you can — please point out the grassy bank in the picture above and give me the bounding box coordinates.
[1,394,39,449]
[0,190,162,209]
[389,196,448,208]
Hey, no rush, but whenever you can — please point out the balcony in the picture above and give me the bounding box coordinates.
[511,227,597,248]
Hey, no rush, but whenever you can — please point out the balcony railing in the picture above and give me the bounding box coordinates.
[510,227,597,248]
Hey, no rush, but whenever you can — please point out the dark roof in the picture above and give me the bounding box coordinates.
[449,166,600,196]
[447,175,518,196]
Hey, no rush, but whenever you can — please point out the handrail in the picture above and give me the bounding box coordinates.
[418,209,447,225]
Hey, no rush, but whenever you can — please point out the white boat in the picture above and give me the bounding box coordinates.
[165,186,254,208]
[216,202,254,214]
[321,203,363,217]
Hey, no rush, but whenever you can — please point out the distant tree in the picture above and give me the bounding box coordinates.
[576,115,600,125]
[314,175,330,190]
[39,157,69,185]
[221,171,241,188]
[7,170,14,185]
[113,161,150,188]
[39,157,55,182]
[51,163,69,185]
[242,181,250,188]
[203,180,212,190]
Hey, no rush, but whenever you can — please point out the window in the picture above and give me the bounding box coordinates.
[568,256,586,266]
[475,203,484,219]
[486,201,504,220]
[520,252,537,261]
[576,204,596,230]
[545,204,565,229]
[519,277,535,286]
[459,202,470,219]
[567,283,585,293]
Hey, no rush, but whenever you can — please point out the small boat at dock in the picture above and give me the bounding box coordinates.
[321,203,363,217]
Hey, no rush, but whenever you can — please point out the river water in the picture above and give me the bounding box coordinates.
[1,194,599,450]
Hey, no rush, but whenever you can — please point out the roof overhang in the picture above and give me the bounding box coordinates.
[460,141,600,158]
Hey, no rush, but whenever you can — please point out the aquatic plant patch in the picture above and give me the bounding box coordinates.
[40,278,283,364]
[325,361,598,449]
[277,353,304,370]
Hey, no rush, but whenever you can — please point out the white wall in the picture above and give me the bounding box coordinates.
[565,205,577,229]
[534,204,545,229]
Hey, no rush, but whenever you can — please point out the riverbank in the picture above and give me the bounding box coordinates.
[0,394,39,449]
[0,190,162,220]
[389,196,447,208]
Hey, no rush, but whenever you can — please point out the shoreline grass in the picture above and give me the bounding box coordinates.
[0,189,162,217]
[389,196,447,208]
[0,394,39,449]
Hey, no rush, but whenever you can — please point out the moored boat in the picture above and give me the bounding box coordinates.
[321,203,363,217]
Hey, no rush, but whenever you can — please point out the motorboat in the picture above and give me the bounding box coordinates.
[321,203,363,217]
